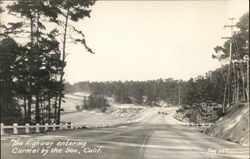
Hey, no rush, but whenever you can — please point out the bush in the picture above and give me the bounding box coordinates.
[76,95,110,112]
[75,105,81,111]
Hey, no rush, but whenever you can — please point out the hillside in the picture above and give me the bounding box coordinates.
[60,92,156,127]
[205,102,249,146]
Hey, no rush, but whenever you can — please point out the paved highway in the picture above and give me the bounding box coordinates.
[1,110,249,159]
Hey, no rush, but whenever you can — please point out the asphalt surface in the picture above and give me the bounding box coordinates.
[1,110,249,159]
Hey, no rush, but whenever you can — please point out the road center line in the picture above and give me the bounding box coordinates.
[137,130,153,159]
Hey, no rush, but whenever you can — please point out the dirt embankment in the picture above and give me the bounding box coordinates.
[205,102,249,146]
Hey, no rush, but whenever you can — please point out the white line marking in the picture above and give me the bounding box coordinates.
[137,130,153,159]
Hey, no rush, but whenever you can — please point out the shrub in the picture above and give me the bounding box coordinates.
[76,95,110,112]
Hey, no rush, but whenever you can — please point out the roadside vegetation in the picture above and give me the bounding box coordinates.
[0,0,96,124]
[75,95,110,112]
[66,12,249,123]
[0,0,248,127]
[205,102,249,146]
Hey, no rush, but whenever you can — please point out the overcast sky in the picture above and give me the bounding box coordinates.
[64,0,248,84]
[2,0,249,84]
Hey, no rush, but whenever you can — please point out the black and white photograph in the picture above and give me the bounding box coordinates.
[0,0,249,159]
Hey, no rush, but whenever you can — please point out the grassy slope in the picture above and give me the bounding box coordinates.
[205,102,249,146]
[61,92,153,127]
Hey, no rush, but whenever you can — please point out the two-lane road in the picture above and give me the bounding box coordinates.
[1,110,249,159]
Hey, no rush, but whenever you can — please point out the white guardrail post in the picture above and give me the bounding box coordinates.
[45,123,48,131]
[25,123,30,134]
[2,122,117,135]
[59,123,63,130]
[64,123,68,129]
[1,123,76,135]
[1,123,4,135]
[183,122,212,127]
[13,123,18,134]
[53,123,56,131]
[36,123,40,133]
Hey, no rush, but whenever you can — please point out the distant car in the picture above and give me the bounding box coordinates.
[158,111,161,114]
[164,112,168,115]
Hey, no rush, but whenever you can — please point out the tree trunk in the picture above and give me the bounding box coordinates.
[48,96,51,124]
[41,96,45,123]
[240,63,246,101]
[27,90,32,123]
[54,95,58,123]
[35,93,40,123]
[35,11,41,124]
[57,8,70,124]
[222,75,229,114]
[236,71,240,102]
[24,96,27,122]
[247,57,249,101]
[232,63,237,103]
[27,16,34,123]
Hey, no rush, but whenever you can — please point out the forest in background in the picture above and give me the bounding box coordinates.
[66,12,249,122]
[0,0,248,126]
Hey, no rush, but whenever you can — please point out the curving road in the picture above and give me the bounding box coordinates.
[1,109,249,159]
